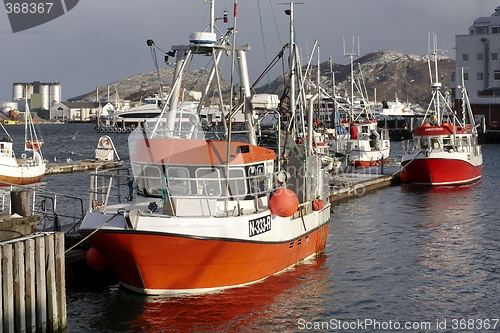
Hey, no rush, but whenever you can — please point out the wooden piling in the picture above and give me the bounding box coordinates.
[1,232,66,332]
[10,190,30,217]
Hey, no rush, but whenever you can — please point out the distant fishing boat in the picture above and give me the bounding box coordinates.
[0,98,46,185]
[329,52,391,168]
[399,35,482,186]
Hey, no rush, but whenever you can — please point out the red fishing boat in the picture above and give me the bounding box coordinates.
[400,36,482,186]
[78,1,331,295]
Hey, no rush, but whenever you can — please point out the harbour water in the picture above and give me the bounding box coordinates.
[6,123,500,332]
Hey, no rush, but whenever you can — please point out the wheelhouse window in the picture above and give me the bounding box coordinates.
[141,165,163,196]
[228,168,247,198]
[461,137,469,148]
[431,138,441,149]
[247,164,266,196]
[420,138,429,149]
[166,167,191,195]
[195,168,222,197]
[442,138,453,150]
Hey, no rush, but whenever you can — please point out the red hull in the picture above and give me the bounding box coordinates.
[81,224,329,293]
[352,158,387,168]
[401,158,482,186]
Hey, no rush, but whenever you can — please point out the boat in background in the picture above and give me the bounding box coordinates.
[0,99,46,185]
[400,36,482,186]
[328,53,390,168]
[78,1,331,295]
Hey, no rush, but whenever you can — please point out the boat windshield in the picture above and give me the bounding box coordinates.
[133,162,269,201]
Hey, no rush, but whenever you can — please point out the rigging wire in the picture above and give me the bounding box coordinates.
[255,0,285,93]
[147,40,165,101]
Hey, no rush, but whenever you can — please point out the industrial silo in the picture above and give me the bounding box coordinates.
[50,83,61,105]
[0,101,18,114]
[12,83,25,101]
[40,83,50,110]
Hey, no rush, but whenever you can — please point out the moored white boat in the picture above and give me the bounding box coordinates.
[400,37,482,186]
[78,1,331,295]
[0,100,46,186]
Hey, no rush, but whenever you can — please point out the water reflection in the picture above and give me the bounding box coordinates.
[67,255,331,332]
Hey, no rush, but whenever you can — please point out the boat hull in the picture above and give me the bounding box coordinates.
[401,157,482,186]
[0,173,44,186]
[0,158,46,186]
[80,214,329,294]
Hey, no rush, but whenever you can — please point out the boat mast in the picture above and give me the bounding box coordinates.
[288,2,296,127]
[344,36,358,121]
[428,33,442,122]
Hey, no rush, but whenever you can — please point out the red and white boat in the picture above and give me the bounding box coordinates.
[328,54,390,168]
[78,1,331,295]
[337,115,391,168]
[400,38,482,186]
[0,99,46,186]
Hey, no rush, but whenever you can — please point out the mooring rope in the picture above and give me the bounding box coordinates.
[64,211,120,254]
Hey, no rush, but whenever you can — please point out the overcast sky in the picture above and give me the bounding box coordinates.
[1,0,498,102]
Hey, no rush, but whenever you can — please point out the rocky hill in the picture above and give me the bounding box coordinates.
[68,67,230,104]
[70,50,455,108]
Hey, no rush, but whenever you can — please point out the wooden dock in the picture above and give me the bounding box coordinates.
[329,163,402,204]
[45,160,124,175]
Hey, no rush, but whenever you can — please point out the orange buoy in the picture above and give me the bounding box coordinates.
[399,170,410,183]
[86,247,108,270]
[269,188,299,217]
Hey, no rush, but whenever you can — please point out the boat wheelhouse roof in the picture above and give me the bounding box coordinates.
[413,123,470,136]
[131,138,276,165]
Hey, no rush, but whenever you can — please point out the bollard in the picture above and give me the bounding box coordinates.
[11,190,30,217]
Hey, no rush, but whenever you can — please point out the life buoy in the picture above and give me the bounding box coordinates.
[99,138,111,147]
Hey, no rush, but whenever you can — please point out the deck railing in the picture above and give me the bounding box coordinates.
[0,183,85,234]
[89,167,273,217]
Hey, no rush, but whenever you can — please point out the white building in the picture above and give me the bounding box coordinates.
[453,5,500,128]
[49,101,114,121]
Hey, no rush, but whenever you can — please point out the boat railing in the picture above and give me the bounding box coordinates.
[89,167,273,217]
[0,183,85,235]
[402,139,415,155]
[89,167,133,211]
